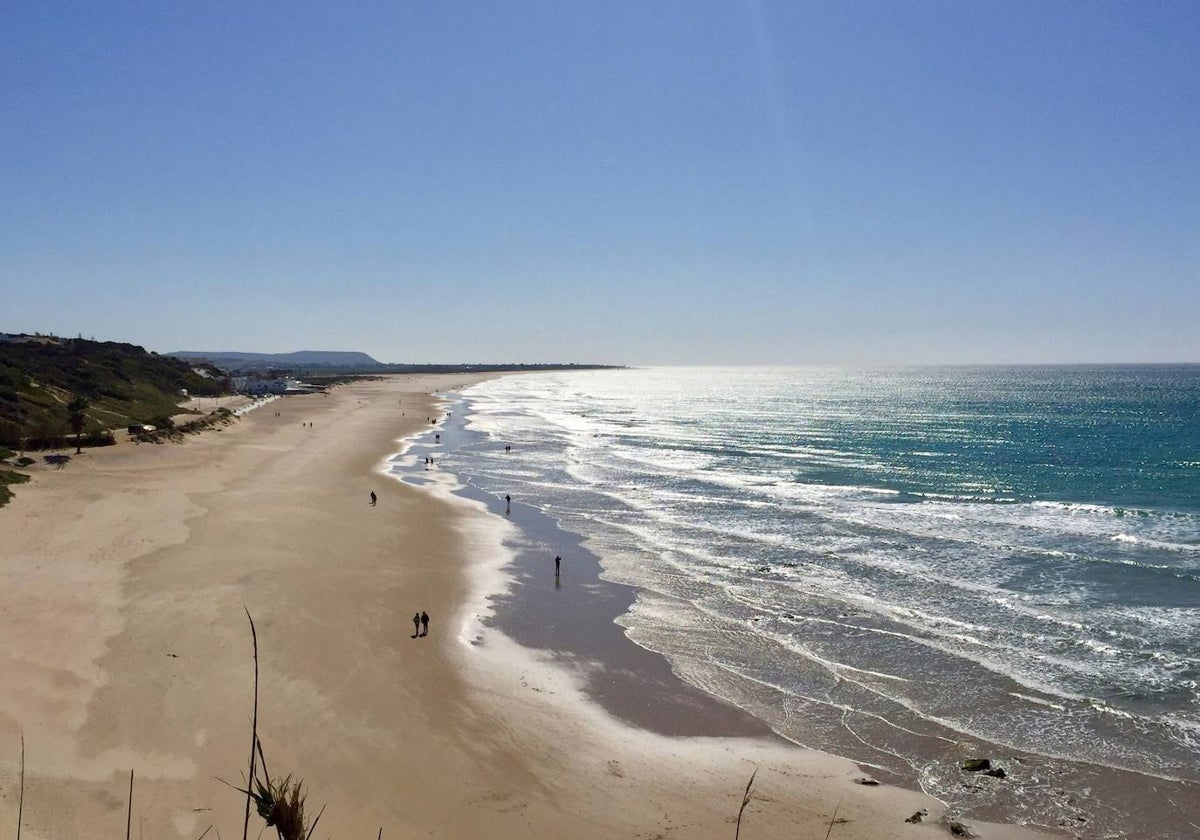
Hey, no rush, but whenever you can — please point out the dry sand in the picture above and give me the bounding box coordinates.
[0,375,1060,840]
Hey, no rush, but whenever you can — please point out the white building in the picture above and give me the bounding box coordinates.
[231,377,323,396]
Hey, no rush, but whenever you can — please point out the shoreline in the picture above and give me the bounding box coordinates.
[389,390,777,739]
[386,382,1063,839]
[413,372,1200,840]
[1,374,1056,839]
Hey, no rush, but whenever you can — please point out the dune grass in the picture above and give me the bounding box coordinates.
[228,608,325,840]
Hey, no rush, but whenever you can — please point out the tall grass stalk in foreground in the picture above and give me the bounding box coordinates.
[15,730,24,840]
[125,769,133,840]
[734,768,757,840]
[823,800,843,840]
[228,608,326,840]
[242,608,259,840]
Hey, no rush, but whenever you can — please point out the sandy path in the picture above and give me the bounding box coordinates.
[0,375,1056,840]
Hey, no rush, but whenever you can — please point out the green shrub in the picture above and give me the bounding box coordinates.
[0,468,30,508]
[0,337,233,445]
[22,435,71,450]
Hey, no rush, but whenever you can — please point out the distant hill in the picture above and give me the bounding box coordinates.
[168,350,621,376]
[0,336,229,446]
[170,350,382,370]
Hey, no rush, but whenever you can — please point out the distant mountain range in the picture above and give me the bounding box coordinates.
[170,350,382,369]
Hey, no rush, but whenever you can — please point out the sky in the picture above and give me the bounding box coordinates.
[1,1,1197,365]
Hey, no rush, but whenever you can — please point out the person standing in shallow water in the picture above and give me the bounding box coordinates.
[412,612,421,638]
[420,611,429,637]
[505,494,511,515]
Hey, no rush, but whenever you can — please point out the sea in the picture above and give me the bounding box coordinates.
[394,365,1200,838]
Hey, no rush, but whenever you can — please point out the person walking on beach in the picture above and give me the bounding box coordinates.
[412,612,421,638]
[420,611,429,637]
[555,555,561,577]
[369,491,377,506]
[505,494,511,515]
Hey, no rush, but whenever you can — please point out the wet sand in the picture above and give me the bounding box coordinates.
[397,399,777,739]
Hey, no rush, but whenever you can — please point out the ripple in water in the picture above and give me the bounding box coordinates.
[448,366,1200,837]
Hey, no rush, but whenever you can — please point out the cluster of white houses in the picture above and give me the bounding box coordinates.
[230,376,325,396]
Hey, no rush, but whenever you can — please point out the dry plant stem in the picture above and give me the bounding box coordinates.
[377,830,382,840]
[243,608,260,840]
[823,800,842,840]
[734,768,757,840]
[255,737,271,790]
[196,826,213,840]
[16,730,24,840]
[126,769,134,840]
[303,804,326,840]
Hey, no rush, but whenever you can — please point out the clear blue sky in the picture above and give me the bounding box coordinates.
[2,1,1197,364]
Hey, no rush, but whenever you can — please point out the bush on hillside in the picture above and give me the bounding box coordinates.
[21,431,116,451]
[0,337,233,446]
[0,468,30,508]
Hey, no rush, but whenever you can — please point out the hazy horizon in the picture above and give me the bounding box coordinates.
[3,2,1197,365]
[6,333,1200,368]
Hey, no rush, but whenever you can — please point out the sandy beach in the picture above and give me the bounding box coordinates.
[0,375,1059,840]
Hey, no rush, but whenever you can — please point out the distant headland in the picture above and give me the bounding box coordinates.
[167,348,622,375]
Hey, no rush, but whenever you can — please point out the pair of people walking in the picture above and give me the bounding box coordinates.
[412,610,430,638]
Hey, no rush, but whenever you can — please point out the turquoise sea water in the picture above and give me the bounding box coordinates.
[442,366,1200,836]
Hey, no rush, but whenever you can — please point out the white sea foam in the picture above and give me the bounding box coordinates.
[452,367,1200,836]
